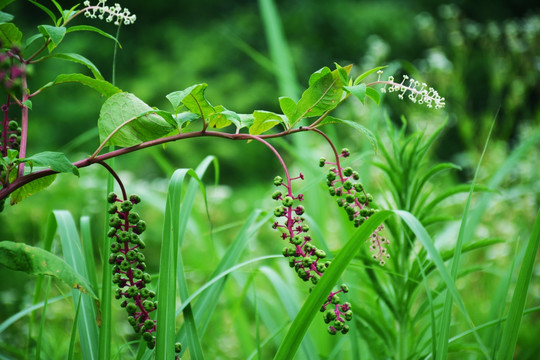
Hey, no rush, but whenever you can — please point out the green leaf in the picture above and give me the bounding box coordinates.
[353,65,387,85]
[37,73,121,98]
[278,96,296,124]
[365,87,381,105]
[25,33,44,48]
[166,83,215,119]
[248,110,285,135]
[0,10,13,24]
[0,0,15,11]
[174,112,200,128]
[344,83,366,103]
[37,24,66,51]
[0,23,22,47]
[10,175,56,205]
[207,107,240,129]
[0,241,98,300]
[22,99,32,109]
[47,53,103,80]
[291,65,351,127]
[98,92,177,147]
[315,116,377,151]
[66,25,120,46]
[26,151,79,176]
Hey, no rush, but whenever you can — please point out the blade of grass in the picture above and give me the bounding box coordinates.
[0,295,66,335]
[68,293,83,360]
[34,276,51,360]
[495,208,540,360]
[258,0,300,99]
[274,210,392,360]
[156,168,203,359]
[80,216,98,297]
[437,117,495,360]
[54,210,99,360]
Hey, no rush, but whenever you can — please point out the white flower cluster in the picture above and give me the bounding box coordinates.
[83,0,136,26]
[377,70,445,109]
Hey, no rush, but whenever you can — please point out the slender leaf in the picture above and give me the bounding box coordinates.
[47,53,103,79]
[37,73,121,97]
[66,25,120,45]
[249,110,286,135]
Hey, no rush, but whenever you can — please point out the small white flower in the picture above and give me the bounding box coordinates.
[83,0,136,25]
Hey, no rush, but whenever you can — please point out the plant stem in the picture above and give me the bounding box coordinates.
[17,67,29,178]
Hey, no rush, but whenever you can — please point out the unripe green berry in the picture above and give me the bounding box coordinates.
[143,300,155,311]
[352,171,360,180]
[129,194,141,204]
[316,263,326,273]
[343,180,353,190]
[274,207,284,217]
[108,253,117,264]
[142,273,152,284]
[311,274,320,284]
[288,257,295,267]
[109,216,121,228]
[8,120,18,130]
[341,324,350,334]
[282,196,294,207]
[326,171,336,181]
[175,342,182,353]
[126,303,137,314]
[341,148,350,157]
[144,319,155,330]
[346,194,355,203]
[136,252,145,262]
[108,204,118,214]
[148,290,156,298]
[107,228,117,237]
[134,221,146,234]
[343,167,353,177]
[295,205,305,215]
[336,198,344,207]
[302,257,313,267]
[329,187,336,196]
[117,231,130,242]
[127,316,136,326]
[273,176,283,186]
[360,209,370,217]
[331,294,340,304]
[110,242,121,253]
[345,310,353,321]
[282,246,290,257]
[315,249,326,259]
[325,310,337,321]
[126,250,137,261]
[138,239,146,249]
[127,286,138,297]
[147,341,155,349]
[319,157,326,167]
[133,268,144,279]
[120,260,131,271]
[142,331,153,342]
[115,288,122,299]
[340,284,349,293]
[291,235,302,245]
[272,190,282,200]
[302,224,310,232]
[333,320,344,331]
[140,288,150,298]
[107,192,118,203]
[128,212,140,224]
[120,200,133,212]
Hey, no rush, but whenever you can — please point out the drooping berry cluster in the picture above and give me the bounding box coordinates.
[320,284,352,335]
[1,106,22,156]
[107,192,182,356]
[320,149,389,265]
[271,174,353,334]
[0,45,25,91]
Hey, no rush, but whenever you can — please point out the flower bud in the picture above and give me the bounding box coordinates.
[295,205,305,215]
[274,207,284,217]
[333,320,344,331]
[315,249,326,259]
[352,171,360,180]
[367,194,373,202]
[328,327,337,335]
[331,294,340,304]
[341,324,350,334]
[273,176,283,186]
[302,224,310,232]
[345,310,353,321]
[311,274,320,284]
[340,284,349,293]
[341,148,350,157]
[328,187,336,196]
[272,190,282,200]
[319,157,326,167]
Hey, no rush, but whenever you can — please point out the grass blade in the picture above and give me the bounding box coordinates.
[274,210,392,360]
[53,210,99,360]
[495,209,540,359]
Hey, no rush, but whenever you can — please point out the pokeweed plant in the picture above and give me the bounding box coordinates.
[0,0,452,359]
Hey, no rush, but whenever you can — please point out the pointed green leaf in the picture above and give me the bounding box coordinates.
[22,99,32,109]
[174,112,200,128]
[37,73,121,98]
[0,23,21,47]
[166,83,215,119]
[365,87,381,105]
[353,65,387,85]
[26,151,79,176]
[278,96,296,124]
[37,25,66,51]
[98,92,177,147]
[25,33,44,48]
[0,11,13,24]
[10,175,56,205]
[47,53,103,80]
[248,110,285,135]
[0,0,16,11]
[315,116,377,151]
[66,25,120,46]
[334,62,350,84]
[207,106,239,129]
[0,241,97,299]
[344,83,366,103]
[292,65,351,127]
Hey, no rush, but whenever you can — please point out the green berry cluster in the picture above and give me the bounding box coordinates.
[320,285,352,335]
[320,149,390,265]
[0,117,22,154]
[107,192,181,356]
[271,174,353,334]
